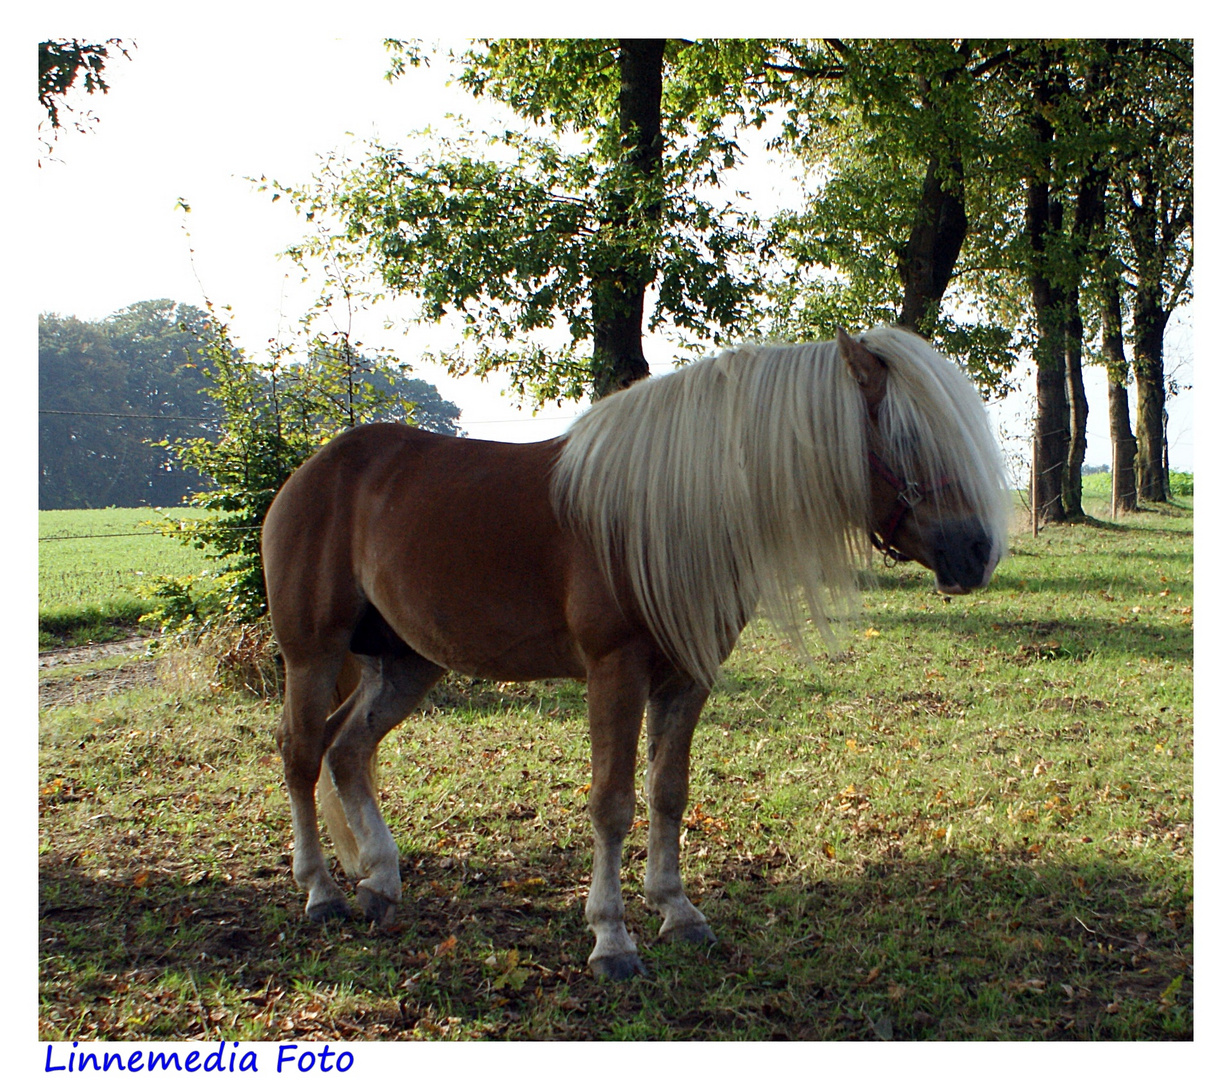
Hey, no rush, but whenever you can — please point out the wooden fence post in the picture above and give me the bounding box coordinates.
[1031,429,1039,538]
[1110,435,1118,521]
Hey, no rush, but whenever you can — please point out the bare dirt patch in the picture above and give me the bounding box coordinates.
[39,636,161,710]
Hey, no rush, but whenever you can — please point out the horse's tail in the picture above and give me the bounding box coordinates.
[317,654,370,880]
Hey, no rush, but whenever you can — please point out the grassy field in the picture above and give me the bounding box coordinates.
[37,488,1193,1040]
[39,507,209,647]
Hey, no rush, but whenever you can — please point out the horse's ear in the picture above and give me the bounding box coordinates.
[837,328,888,409]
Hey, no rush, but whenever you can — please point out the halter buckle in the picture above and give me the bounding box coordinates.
[898,481,924,509]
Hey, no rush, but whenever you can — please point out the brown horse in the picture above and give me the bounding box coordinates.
[262,327,1007,979]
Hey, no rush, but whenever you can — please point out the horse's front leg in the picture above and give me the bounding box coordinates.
[584,645,650,979]
[644,679,717,944]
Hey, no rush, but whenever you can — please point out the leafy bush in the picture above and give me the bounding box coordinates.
[155,321,405,627]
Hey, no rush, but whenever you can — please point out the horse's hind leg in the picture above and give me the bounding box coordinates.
[324,648,443,926]
[644,678,717,944]
[278,660,353,921]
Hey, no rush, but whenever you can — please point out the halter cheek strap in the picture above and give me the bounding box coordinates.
[867,450,951,566]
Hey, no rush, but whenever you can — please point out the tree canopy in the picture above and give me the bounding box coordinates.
[38,38,132,153]
[276,39,827,404]
[38,301,462,511]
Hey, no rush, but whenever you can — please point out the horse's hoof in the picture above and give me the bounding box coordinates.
[589,952,649,981]
[356,885,398,928]
[660,922,718,946]
[305,896,352,923]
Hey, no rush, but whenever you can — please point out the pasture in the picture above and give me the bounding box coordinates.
[38,490,1192,1040]
[39,508,208,647]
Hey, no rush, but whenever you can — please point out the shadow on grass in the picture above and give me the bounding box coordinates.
[39,838,1192,1041]
[871,607,1191,666]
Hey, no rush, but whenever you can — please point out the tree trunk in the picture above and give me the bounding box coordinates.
[1029,283,1071,524]
[590,38,664,398]
[1025,62,1069,526]
[1100,273,1138,514]
[1029,216,1069,526]
[1132,294,1169,500]
[1061,299,1088,518]
[1033,322,1070,525]
[1059,163,1102,519]
[897,151,968,332]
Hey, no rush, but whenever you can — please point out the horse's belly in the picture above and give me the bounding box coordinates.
[369,581,587,683]
[408,622,586,682]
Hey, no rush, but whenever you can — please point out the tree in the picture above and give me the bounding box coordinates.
[771,39,1190,521]
[159,330,392,623]
[365,371,463,434]
[38,301,464,511]
[765,39,1021,399]
[276,39,812,404]
[1113,42,1193,501]
[156,322,464,623]
[1013,41,1119,522]
[38,38,131,154]
[39,302,222,509]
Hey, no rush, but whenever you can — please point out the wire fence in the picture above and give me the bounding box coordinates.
[38,525,262,543]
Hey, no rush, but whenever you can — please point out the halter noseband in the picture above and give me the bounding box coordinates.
[867,450,950,566]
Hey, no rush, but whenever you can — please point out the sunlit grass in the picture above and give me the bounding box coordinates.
[39,490,1192,1039]
[39,507,209,645]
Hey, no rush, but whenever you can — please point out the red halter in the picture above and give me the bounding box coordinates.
[867,450,951,566]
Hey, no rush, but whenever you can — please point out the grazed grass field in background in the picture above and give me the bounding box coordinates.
[38,489,1193,1040]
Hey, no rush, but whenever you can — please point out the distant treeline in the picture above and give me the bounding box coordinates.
[39,300,463,510]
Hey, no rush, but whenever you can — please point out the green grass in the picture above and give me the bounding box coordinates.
[39,508,209,646]
[38,492,1192,1039]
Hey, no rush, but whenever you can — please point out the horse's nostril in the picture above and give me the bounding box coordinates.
[972,535,991,567]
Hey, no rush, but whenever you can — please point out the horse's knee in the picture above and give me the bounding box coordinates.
[588,784,635,839]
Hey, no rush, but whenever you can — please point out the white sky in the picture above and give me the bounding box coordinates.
[26,18,1196,467]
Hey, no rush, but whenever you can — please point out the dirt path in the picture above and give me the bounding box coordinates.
[38,636,161,710]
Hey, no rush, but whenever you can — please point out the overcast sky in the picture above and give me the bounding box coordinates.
[28,17,1198,471]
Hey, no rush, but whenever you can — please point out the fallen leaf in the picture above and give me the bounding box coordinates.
[500,876,547,894]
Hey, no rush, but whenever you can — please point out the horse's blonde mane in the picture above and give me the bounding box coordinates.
[551,327,1007,686]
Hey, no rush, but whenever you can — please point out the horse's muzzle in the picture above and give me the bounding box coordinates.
[929,520,998,594]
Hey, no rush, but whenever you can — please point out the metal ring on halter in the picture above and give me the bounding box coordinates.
[867,450,951,567]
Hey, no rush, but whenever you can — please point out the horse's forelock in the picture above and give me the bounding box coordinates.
[862,326,1009,559]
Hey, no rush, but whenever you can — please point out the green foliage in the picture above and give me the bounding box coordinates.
[271,40,810,405]
[38,38,131,135]
[766,40,1028,398]
[155,322,407,625]
[39,303,226,510]
[1168,471,1193,497]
